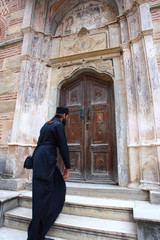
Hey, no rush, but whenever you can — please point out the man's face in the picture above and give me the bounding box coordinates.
[62,114,68,126]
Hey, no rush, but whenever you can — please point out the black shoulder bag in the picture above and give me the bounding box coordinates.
[23,155,33,169]
[23,146,37,169]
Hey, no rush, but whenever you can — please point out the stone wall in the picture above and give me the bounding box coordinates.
[0,0,26,176]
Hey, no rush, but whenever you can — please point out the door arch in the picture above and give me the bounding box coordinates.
[60,72,117,184]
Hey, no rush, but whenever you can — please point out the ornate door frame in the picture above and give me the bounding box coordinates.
[54,65,129,187]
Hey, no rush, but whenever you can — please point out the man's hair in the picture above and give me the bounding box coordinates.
[47,113,65,124]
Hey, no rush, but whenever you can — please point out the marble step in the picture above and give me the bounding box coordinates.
[19,191,134,222]
[0,227,65,240]
[4,207,137,240]
[66,182,148,201]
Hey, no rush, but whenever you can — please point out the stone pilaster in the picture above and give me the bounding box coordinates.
[22,0,36,31]
[120,1,160,189]
[122,45,140,187]
[113,56,129,187]
[138,2,160,189]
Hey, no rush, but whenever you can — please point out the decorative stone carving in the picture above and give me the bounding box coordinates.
[62,33,106,56]
[58,59,114,81]
[93,59,113,75]
[58,66,75,79]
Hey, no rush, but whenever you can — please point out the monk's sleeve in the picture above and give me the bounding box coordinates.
[55,124,71,169]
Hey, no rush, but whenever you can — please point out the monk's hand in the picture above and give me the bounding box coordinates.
[33,137,37,144]
[63,169,70,180]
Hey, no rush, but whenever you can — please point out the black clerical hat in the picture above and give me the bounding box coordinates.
[56,107,69,115]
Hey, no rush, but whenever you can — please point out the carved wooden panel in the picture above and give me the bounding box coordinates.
[92,152,109,173]
[66,81,83,106]
[69,151,81,173]
[92,109,108,144]
[67,109,80,144]
[91,83,107,104]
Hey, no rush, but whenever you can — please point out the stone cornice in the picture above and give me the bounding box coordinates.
[21,54,49,64]
[49,47,121,66]
[130,29,153,44]
[120,28,153,49]
[128,140,160,147]
[21,27,52,39]
[0,38,23,49]
[8,143,36,148]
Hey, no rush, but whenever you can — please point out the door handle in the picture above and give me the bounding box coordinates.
[87,107,91,121]
[86,107,91,130]
[80,106,84,120]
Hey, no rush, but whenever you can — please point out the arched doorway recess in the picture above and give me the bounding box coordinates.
[59,72,117,184]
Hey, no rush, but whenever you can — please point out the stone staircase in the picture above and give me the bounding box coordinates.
[1,182,149,240]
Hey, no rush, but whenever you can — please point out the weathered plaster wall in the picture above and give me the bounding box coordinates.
[0,0,26,176]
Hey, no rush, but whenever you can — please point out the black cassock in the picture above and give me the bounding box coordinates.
[27,118,70,240]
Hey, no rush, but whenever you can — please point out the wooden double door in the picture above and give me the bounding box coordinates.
[60,74,117,184]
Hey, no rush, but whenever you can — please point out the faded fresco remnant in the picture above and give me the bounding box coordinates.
[33,0,46,32]
[56,1,117,35]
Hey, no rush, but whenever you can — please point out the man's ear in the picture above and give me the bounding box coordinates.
[63,113,66,118]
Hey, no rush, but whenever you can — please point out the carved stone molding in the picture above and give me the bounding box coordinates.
[57,59,114,82]
[63,35,105,54]
[0,37,23,48]
[50,47,121,65]
[61,32,106,57]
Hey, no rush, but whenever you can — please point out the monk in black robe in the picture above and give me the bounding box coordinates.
[27,107,70,240]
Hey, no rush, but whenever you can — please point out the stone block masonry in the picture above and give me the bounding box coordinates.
[0,0,26,176]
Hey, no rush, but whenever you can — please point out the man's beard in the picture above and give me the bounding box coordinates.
[62,118,67,126]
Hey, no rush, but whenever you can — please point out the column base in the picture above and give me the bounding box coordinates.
[0,178,24,191]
